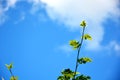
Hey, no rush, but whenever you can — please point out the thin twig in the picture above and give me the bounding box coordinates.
[9,69,15,80]
[73,27,85,79]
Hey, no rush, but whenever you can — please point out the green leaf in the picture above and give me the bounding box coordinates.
[74,72,80,75]
[5,63,13,70]
[58,68,80,80]
[83,34,92,40]
[80,20,86,27]
[61,69,76,79]
[61,69,74,78]
[76,74,91,80]
[69,40,80,49]
[10,76,18,80]
[77,57,92,64]
[57,76,64,80]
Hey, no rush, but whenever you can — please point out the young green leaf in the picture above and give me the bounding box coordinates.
[57,68,80,80]
[77,57,92,64]
[69,40,80,49]
[10,76,18,80]
[57,76,64,80]
[74,72,80,75]
[76,74,91,80]
[5,63,13,70]
[80,20,86,27]
[61,69,74,78]
[83,34,92,40]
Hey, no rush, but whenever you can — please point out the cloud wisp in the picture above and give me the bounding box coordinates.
[104,41,120,56]
[0,0,17,25]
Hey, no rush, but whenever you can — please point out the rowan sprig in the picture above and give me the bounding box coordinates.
[58,20,93,80]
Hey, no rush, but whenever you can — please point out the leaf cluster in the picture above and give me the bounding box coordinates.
[80,20,86,27]
[69,40,80,49]
[57,68,91,80]
[76,75,91,80]
[5,63,13,70]
[57,69,79,80]
[77,57,92,64]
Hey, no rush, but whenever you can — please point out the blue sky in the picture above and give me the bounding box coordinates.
[0,0,120,80]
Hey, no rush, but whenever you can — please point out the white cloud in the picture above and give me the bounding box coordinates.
[104,41,120,56]
[107,41,120,52]
[59,44,73,53]
[4,0,17,11]
[0,0,17,24]
[114,44,120,52]
[0,6,7,25]
[29,0,45,14]
[57,44,75,56]
[30,0,120,50]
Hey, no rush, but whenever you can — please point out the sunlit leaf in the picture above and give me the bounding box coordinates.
[10,76,18,80]
[83,34,92,40]
[75,72,80,75]
[57,76,64,80]
[61,69,74,77]
[69,40,80,49]
[80,20,86,27]
[76,74,91,80]
[5,63,13,70]
[77,57,92,64]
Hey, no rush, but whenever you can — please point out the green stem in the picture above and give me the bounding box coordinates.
[9,69,15,80]
[73,27,85,79]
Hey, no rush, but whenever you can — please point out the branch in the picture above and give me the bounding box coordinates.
[73,26,85,79]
